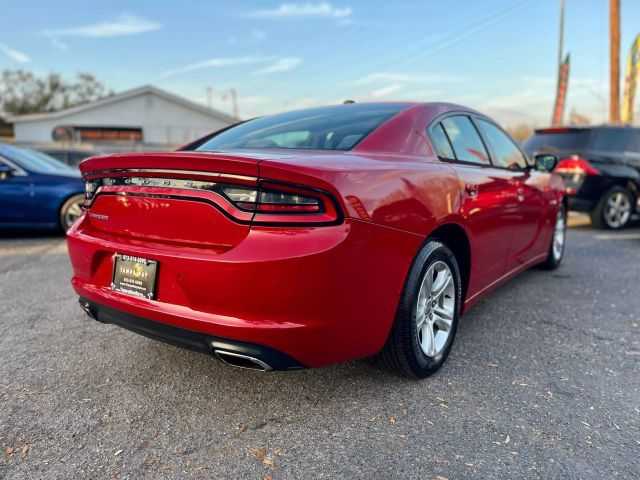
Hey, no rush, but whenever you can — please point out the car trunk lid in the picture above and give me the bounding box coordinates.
[80,151,265,251]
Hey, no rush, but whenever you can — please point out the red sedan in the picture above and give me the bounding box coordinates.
[67,102,566,378]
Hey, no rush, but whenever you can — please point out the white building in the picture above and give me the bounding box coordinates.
[8,85,238,149]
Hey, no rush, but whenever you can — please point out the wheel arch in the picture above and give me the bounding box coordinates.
[57,189,85,229]
[428,222,472,307]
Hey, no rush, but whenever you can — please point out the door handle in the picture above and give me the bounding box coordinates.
[465,182,479,198]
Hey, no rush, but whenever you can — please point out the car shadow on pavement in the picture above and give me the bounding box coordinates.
[0,229,64,240]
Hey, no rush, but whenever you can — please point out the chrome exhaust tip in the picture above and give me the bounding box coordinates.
[79,300,97,320]
[214,350,272,371]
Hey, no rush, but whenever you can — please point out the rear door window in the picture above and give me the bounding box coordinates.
[476,119,528,169]
[430,123,455,159]
[441,115,490,165]
[588,129,630,153]
[627,130,640,153]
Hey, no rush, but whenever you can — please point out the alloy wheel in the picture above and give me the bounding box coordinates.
[604,191,631,229]
[62,197,84,230]
[552,208,566,260]
[415,261,455,358]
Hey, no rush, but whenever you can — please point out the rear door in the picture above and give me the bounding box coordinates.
[431,114,519,291]
[475,118,547,266]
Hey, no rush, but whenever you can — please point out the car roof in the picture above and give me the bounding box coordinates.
[535,125,640,134]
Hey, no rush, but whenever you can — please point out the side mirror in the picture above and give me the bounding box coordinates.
[0,164,13,181]
[533,153,558,172]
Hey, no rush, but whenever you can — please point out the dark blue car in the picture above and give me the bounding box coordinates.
[0,144,85,231]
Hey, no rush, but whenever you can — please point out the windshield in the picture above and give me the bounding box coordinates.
[196,103,411,152]
[1,145,75,174]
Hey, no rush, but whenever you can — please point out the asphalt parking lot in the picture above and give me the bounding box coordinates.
[1,218,639,479]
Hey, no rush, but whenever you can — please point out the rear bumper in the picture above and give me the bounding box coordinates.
[79,297,306,370]
[67,216,423,368]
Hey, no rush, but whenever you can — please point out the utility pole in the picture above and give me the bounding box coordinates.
[229,88,239,118]
[551,0,566,126]
[557,0,565,75]
[609,0,621,123]
[206,87,213,108]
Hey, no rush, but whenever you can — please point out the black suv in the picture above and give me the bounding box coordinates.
[524,126,640,229]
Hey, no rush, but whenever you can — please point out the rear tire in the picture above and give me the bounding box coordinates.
[378,240,461,379]
[589,186,633,230]
[59,194,84,231]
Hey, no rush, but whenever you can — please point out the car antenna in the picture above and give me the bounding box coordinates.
[343,99,355,104]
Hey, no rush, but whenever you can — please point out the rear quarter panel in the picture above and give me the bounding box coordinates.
[259,155,462,236]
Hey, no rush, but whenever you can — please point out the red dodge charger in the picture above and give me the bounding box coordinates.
[67,102,566,378]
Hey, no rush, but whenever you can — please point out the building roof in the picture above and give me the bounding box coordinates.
[7,85,239,124]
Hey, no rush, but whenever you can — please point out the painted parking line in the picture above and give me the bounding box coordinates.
[0,241,67,256]
[594,233,640,240]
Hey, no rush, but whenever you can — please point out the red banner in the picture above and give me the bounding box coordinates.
[552,54,570,126]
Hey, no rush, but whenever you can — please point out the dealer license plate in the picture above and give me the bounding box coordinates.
[111,254,158,300]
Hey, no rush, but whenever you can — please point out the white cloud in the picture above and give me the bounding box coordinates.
[353,72,463,85]
[281,96,324,111]
[368,83,403,99]
[160,56,272,78]
[44,14,161,38]
[245,2,352,19]
[227,29,267,46]
[253,57,301,75]
[0,43,30,63]
[49,37,69,51]
[396,89,443,100]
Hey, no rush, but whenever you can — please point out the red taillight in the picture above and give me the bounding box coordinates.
[224,181,341,225]
[555,156,600,176]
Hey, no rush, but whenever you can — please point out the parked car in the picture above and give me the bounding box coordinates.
[67,102,566,378]
[0,144,85,231]
[36,147,103,168]
[523,126,640,229]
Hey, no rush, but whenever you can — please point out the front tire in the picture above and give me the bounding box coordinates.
[539,203,567,270]
[590,186,633,230]
[59,194,84,231]
[378,241,461,379]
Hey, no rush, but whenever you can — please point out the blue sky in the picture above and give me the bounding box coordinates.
[0,0,639,126]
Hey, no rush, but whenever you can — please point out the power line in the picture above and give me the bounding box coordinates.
[311,0,534,105]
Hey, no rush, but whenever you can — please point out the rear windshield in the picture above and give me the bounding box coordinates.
[523,130,590,155]
[195,103,411,152]
[524,128,632,155]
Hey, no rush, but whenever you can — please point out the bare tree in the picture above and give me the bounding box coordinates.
[505,124,534,143]
[0,70,111,115]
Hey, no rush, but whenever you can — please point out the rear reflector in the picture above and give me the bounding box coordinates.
[555,156,600,176]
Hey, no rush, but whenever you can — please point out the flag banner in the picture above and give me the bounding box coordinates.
[552,54,570,126]
[622,34,640,124]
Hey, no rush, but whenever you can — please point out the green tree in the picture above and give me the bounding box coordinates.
[0,70,111,115]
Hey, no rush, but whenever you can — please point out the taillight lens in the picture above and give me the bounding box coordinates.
[257,190,322,213]
[224,181,340,225]
[221,186,258,210]
[555,156,600,176]
[84,180,98,204]
[222,186,321,212]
